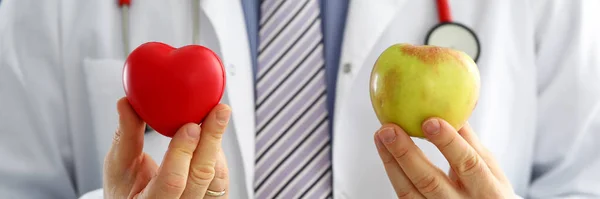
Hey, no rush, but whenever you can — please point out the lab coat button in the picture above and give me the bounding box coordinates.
[343,63,352,74]
[228,64,236,76]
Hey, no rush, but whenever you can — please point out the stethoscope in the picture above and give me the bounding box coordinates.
[425,0,481,62]
[118,0,202,133]
[117,0,481,61]
[118,0,202,57]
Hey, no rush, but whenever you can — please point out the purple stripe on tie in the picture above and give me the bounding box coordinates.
[255,118,327,188]
[257,46,322,101]
[255,99,326,168]
[257,22,320,73]
[259,0,304,41]
[255,129,330,198]
[257,2,317,66]
[255,0,331,197]
[305,172,333,199]
[280,152,332,198]
[260,0,280,15]
[256,68,323,122]
[256,45,322,102]
[255,121,327,185]
[256,71,325,134]
[255,97,325,159]
[256,45,321,103]
[255,91,324,161]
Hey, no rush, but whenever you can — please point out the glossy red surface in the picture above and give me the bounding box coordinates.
[123,42,226,137]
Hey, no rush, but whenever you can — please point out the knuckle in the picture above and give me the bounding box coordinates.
[112,128,122,145]
[215,119,228,128]
[439,135,456,151]
[214,165,228,180]
[172,147,194,159]
[189,164,216,185]
[392,146,411,161]
[162,171,187,194]
[381,155,396,165]
[396,190,418,199]
[456,152,483,176]
[414,175,441,195]
[184,135,200,146]
[206,130,224,140]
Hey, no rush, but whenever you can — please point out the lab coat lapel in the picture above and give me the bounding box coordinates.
[339,0,402,90]
[201,0,256,196]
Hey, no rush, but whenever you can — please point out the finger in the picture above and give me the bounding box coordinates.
[447,168,461,187]
[129,154,159,197]
[145,123,202,198]
[105,97,145,175]
[456,123,488,158]
[204,149,229,199]
[422,118,496,191]
[181,104,231,198]
[378,124,457,198]
[457,123,508,182]
[374,131,425,199]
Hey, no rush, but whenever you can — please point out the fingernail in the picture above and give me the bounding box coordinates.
[216,108,231,125]
[423,119,440,135]
[378,127,396,144]
[187,124,200,138]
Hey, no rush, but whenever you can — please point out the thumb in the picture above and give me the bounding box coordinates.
[105,97,145,173]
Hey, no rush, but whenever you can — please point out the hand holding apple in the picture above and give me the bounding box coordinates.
[373,120,514,198]
[370,44,515,198]
[369,44,480,138]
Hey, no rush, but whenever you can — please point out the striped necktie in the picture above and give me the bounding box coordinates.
[253,0,333,198]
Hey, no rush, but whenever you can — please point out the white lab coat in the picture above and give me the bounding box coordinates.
[1,0,599,198]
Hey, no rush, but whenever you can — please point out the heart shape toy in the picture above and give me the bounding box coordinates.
[123,42,226,137]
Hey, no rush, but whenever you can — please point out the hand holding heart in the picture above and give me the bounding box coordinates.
[104,98,231,198]
[374,119,515,198]
[104,42,231,198]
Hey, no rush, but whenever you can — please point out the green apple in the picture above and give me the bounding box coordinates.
[369,44,480,138]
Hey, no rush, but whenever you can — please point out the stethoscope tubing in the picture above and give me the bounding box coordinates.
[121,5,130,57]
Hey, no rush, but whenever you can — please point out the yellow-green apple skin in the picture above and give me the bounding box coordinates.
[369,44,480,138]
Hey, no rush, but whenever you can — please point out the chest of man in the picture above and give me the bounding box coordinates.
[62,0,539,198]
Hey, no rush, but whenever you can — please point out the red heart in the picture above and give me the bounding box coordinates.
[123,42,226,137]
